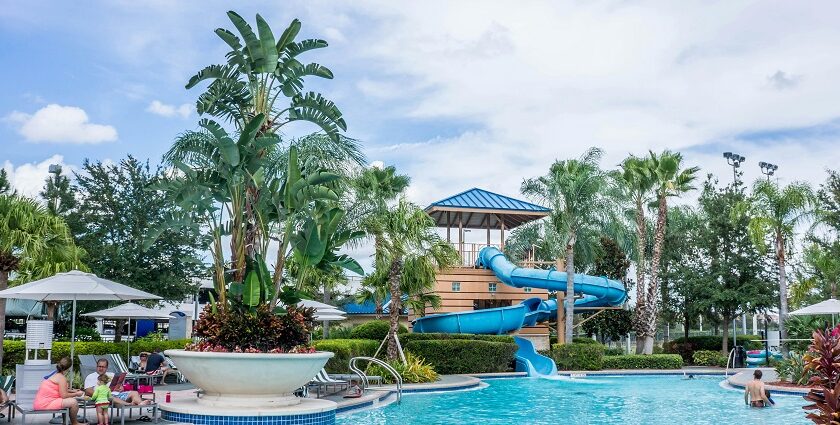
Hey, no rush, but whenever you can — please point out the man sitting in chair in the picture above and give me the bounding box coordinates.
[139,351,177,385]
[83,359,150,406]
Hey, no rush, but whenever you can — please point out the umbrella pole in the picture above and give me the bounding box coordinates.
[70,298,77,387]
[127,318,131,361]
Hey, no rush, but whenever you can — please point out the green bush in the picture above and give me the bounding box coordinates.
[774,352,813,385]
[692,350,727,367]
[404,339,517,374]
[552,343,605,371]
[367,352,438,383]
[604,347,624,356]
[572,337,599,344]
[349,321,408,341]
[326,326,354,339]
[312,339,379,373]
[666,335,762,363]
[602,354,683,369]
[2,339,192,370]
[401,333,514,344]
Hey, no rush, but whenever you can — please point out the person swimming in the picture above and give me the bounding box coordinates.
[744,370,772,408]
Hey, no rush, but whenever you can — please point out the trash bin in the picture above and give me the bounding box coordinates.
[733,345,746,368]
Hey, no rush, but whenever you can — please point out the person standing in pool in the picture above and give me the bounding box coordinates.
[745,370,772,407]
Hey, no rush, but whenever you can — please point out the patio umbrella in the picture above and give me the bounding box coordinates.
[0,270,161,384]
[790,299,840,326]
[82,302,171,359]
[296,300,346,337]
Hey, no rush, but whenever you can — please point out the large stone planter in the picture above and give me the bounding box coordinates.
[165,349,333,408]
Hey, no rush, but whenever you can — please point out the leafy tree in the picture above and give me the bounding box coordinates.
[521,147,620,343]
[791,243,840,307]
[582,237,633,343]
[367,199,458,360]
[740,179,815,348]
[659,206,704,339]
[0,195,85,366]
[0,169,11,195]
[635,150,698,354]
[72,157,207,304]
[694,177,775,354]
[40,166,76,217]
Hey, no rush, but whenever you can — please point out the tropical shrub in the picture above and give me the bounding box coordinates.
[326,326,354,339]
[367,352,438,383]
[312,339,378,373]
[602,354,683,369]
[191,303,314,352]
[775,352,813,385]
[804,327,840,423]
[552,343,605,371]
[404,339,517,374]
[692,350,727,367]
[572,337,600,344]
[74,326,102,342]
[349,321,407,341]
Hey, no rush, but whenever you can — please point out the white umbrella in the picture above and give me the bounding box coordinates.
[790,299,840,316]
[82,302,171,359]
[0,270,161,384]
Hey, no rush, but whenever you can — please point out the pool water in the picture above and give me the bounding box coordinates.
[337,376,810,425]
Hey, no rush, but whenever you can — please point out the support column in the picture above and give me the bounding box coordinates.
[555,257,566,345]
[752,314,758,335]
[742,314,747,335]
[458,212,464,261]
[500,215,506,250]
[486,215,491,246]
[446,211,451,243]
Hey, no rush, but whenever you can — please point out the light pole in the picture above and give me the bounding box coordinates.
[47,164,62,214]
[723,152,745,183]
[759,161,778,181]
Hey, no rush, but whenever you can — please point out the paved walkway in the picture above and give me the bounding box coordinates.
[725,368,810,395]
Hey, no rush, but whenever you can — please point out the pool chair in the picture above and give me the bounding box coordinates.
[8,364,69,425]
[308,369,349,398]
[328,373,383,386]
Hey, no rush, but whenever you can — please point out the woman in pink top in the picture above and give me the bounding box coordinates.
[33,357,84,425]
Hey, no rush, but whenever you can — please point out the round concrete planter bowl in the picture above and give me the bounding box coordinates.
[165,349,334,408]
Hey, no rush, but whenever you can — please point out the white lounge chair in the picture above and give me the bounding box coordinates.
[8,364,69,425]
[308,369,349,397]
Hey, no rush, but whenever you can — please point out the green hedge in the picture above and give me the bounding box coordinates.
[401,333,514,344]
[572,337,600,344]
[604,347,625,356]
[602,354,683,369]
[349,321,407,341]
[692,350,727,367]
[312,339,379,373]
[552,343,605,371]
[665,335,761,363]
[1,339,191,369]
[404,339,517,374]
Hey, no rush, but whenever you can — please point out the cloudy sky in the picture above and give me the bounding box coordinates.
[3,1,840,218]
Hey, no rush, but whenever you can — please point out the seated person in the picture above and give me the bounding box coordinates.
[139,351,176,385]
[744,370,772,408]
[83,358,150,406]
[33,357,85,425]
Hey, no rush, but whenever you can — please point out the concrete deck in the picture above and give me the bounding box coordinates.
[725,368,810,395]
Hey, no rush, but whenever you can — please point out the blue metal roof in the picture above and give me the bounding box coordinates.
[428,188,550,213]
[341,296,407,315]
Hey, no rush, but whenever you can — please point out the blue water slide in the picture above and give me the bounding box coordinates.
[412,246,627,377]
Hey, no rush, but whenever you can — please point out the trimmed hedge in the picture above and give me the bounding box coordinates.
[404,339,517,374]
[665,335,762,363]
[602,354,683,369]
[312,339,379,373]
[552,343,605,371]
[349,321,407,341]
[2,339,191,369]
[401,333,514,344]
[572,337,600,344]
[692,350,727,367]
[604,347,625,356]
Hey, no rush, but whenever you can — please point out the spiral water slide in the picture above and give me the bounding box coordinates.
[412,246,627,376]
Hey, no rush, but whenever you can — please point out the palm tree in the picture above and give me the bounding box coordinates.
[637,150,698,354]
[743,179,815,346]
[521,147,618,343]
[367,199,458,360]
[0,195,85,366]
[618,155,656,352]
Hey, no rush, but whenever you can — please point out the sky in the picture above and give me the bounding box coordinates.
[3,1,840,272]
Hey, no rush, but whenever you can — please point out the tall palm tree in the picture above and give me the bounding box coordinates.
[367,199,458,360]
[0,195,85,366]
[743,179,815,346]
[521,147,618,342]
[637,150,698,354]
[618,155,655,353]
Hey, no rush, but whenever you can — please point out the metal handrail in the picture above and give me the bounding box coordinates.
[349,356,403,403]
[725,347,736,377]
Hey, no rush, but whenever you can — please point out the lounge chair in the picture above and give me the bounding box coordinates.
[307,369,349,398]
[329,373,383,386]
[7,364,69,425]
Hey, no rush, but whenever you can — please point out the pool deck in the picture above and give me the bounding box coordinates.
[724,368,810,396]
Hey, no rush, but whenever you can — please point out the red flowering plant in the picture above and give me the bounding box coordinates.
[802,325,840,424]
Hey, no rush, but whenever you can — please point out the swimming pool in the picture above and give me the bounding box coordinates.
[337,376,810,424]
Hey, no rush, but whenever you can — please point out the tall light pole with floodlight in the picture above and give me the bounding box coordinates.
[723,152,745,183]
[759,161,778,182]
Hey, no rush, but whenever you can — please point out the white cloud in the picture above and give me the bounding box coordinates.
[5,104,117,144]
[147,100,192,118]
[2,155,73,198]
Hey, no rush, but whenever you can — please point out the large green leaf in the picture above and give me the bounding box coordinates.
[227,11,264,71]
[330,254,364,275]
[242,267,261,307]
[284,146,302,209]
[186,64,233,89]
[279,63,334,97]
[284,39,328,58]
[292,218,327,267]
[199,119,239,166]
[255,14,278,73]
[275,19,301,52]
